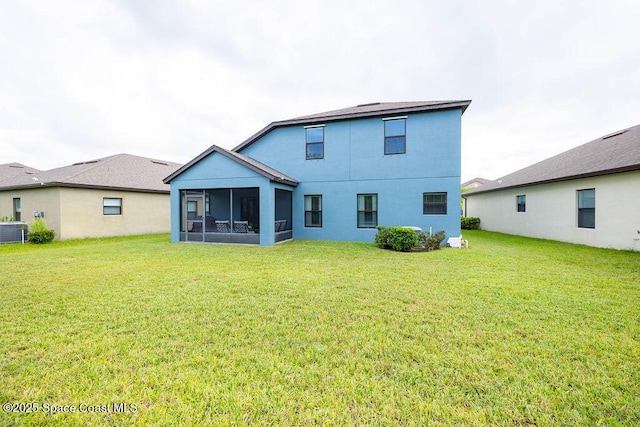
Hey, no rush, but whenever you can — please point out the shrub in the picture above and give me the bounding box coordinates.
[387,227,419,252]
[375,226,419,252]
[423,230,446,251]
[28,219,55,244]
[376,227,446,252]
[461,217,480,230]
[374,226,392,249]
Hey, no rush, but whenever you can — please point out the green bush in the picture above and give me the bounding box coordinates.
[376,227,447,252]
[375,226,419,252]
[423,230,446,251]
[28,219,55,244]
[388,227,419,252]
[374,226,392,249]
[461,217,480,230]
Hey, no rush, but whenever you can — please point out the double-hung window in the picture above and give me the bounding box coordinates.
[423,192,447,215]
[577,189,595,228]
[384,117,406,155]
[305,126,324,160]
[304,195,322,227]
[516,195,526,212]
[357,194,378,228]
[103,197,122,215]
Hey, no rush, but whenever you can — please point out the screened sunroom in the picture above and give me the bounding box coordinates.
[179,187,292,244]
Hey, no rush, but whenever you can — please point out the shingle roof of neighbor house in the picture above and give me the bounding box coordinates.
[465,124,640,195]
[0,154,182,193]
[163,145,298,186]
[0,163,41,185]
[461,177,492,188]
[233,100,472,152]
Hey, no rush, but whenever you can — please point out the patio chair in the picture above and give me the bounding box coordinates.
[205,216,216,231]
[275,220,286,232]
[233,221,249,233]
[215,220,231,233]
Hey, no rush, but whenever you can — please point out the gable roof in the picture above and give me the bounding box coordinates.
[233,100,472,152]
[0,154,182,193]
[461,177,492,188]
[465,124,640,195]
[0,163,41,186]
[163,145,298,186]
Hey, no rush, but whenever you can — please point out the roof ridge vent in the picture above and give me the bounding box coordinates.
[357,102,381,107]
[72,160,99,166]
[602,129,629,140]
[151,160,169,166]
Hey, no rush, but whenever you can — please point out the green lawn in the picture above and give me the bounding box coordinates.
[1,231,639,426]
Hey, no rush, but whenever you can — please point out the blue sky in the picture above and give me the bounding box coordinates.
[1,0,638,182]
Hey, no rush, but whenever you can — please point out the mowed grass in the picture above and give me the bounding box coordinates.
[0,231,639,426]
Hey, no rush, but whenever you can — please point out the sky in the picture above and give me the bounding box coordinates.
[1,0,639,183]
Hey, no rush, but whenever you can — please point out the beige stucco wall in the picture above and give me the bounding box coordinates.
[465,170,640,250]
[59,188,170,239]
[0,187,170,240]
[0,187,62,233]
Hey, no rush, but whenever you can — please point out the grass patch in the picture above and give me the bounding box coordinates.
[1,232,639,425]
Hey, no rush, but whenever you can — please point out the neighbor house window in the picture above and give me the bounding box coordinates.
[357,194,378,228]
[304,195,322,227]
[103,198,122,215]
[577,189,595,228]
[384,117,406,155]
[423,192,447,215]
[306,126,324,159]
[13,198,21,221]
[516,195,526,212]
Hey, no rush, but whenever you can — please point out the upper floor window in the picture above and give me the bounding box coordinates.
[304,195,322,227]
[384,118,406,155]
[423,192,447,215]
[577,189,595,228]
[516,195,526,212]
[357,194,378,228]
[103,198,122,215]
[305,126,324,160]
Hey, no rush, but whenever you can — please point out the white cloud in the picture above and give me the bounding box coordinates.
[1,0,639,181]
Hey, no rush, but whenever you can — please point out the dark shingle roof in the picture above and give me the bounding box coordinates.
[233,100,471,152]
[465,124,640,195]
[0,154,182,193]
[163,145,298,186]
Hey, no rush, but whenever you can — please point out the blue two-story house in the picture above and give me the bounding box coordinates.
[163,100,471,245]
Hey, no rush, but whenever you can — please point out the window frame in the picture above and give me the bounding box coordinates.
[516,195,526,212]
[103,197,123,216]
[423,192,447,215]
[305,125,325,160]
[577,188,595,229]
[304,194,323,228]
[383,117,407,155]
[357,193,378,228]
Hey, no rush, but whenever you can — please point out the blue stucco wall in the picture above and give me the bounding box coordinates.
[239,108,463,242]
[170,108,463,245]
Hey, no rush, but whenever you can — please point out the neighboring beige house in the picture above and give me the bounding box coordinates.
[464,124,640,251]
[0,154,181,240]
